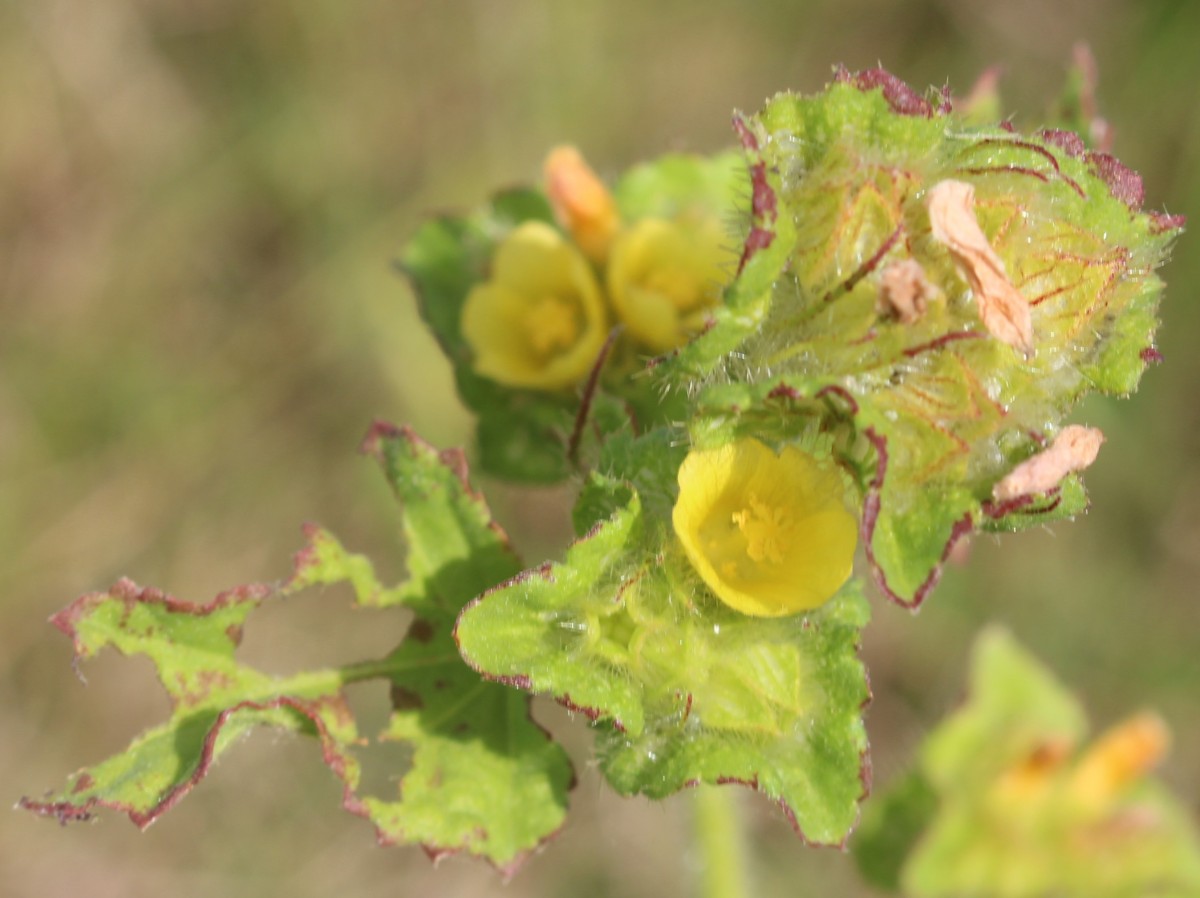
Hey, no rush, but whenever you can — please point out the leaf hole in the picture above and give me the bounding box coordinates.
[344,681,414,802]
[237,581,410,676]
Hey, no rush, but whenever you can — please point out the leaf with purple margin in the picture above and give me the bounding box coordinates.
[456,473,872,846]
[22,423,573,874]
[18,579,357,830]
[684,72,1181,607]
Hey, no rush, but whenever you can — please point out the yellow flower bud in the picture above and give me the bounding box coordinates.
[544,146,619,263]
[1070,712,1170,809]
[461,221,609,390]
[608,217,729,353]
[672,438,857,616]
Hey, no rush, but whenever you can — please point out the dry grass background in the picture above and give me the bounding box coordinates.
[2,1,1198,896]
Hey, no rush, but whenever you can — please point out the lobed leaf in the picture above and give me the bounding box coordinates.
[22,423,574,874]
[456,475,872,846]
[18,578,353,828]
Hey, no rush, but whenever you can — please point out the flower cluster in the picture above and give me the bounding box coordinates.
[460,146,732,390]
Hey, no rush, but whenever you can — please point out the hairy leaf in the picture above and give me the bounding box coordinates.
[456,475,871,846]
[672,70,1182,607]
[22,423,573,874]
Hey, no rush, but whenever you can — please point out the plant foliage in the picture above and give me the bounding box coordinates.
[24,65,1193,887]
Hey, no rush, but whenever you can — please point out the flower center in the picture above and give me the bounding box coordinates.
[527,295,580,356]
[731,495,793,564]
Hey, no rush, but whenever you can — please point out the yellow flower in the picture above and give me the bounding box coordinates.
[672,438,857,616]
[461,221,609,390]
[544,145,620,263]
[608,217,729,353]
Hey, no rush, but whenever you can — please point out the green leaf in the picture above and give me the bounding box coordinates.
[456,479,872,846]
[682,71,1181,607]
[851,769,939,892]
[859,627,1200,898]
[19,579,355,828]
[613,149,746,225]
[23,423,574,874]
[339,424,574,869]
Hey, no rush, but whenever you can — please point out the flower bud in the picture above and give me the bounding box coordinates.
[544,145,619,263]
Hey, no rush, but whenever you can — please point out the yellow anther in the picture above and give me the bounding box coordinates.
[732,496,792,564]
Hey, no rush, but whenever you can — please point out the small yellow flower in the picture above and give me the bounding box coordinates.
[461,221,609,390]
[672,438,857,617]
[608,217,729,353]
[544,145,620,263]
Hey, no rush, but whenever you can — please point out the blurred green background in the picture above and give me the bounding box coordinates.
[2,1,1197,896]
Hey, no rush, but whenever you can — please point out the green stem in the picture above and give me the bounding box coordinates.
[692,784,751,898]
[275,652,458,698]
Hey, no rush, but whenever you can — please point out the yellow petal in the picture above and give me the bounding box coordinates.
[673,438,857,616]
[461,221,609,390]
[608,217,730,353]
[1070,712,1170,809]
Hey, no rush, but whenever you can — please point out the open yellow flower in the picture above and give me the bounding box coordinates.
[672,438,857,616]
[461,221,609,390]
[608,217,729,353]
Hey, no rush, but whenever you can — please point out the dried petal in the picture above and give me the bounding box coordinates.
[992,425,1105,500]
[878,258,937,324]
[927,179,1034,356]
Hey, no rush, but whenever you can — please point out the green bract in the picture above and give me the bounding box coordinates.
[855,628,1200,897]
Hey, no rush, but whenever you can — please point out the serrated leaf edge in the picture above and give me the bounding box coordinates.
[359,418,522,567]
[18,694,346,828]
